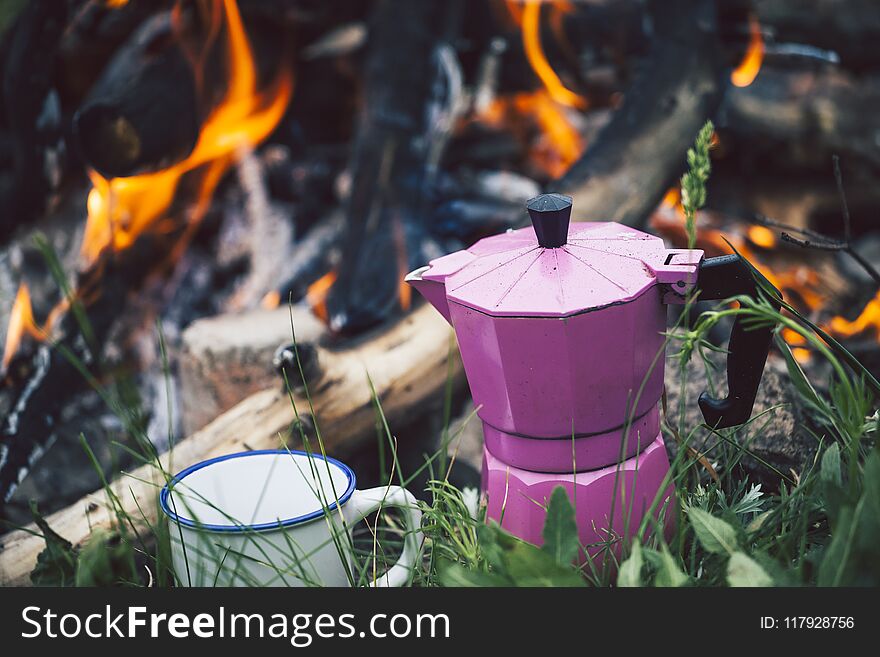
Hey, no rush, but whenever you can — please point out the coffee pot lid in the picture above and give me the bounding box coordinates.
[426,194,701,317]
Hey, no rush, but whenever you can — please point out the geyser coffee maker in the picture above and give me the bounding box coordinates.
[407,193,777,555]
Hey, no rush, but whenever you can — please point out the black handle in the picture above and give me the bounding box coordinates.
[695,254,781,428]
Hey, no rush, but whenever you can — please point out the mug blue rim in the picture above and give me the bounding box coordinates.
[159,449,357,533]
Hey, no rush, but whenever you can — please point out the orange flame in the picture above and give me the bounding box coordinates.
[2,285,69,370]
[653,188,880,355]
[828,289,880,339]
[515,0,586,110]
[81,0,292,266]
[307,271,338,324]
[747,225,777,249]
[3,285,39,370]
[781,327,811,363]
[731,14,764,88]
[661,187,684,214]
[481,90,584,178]
[261,290,281,310]
[3,1,292,370]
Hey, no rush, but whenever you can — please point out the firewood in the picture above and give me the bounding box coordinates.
[178,305,324,434]
[0,304,462,586]
[722,64,880,171]
[549,0,727,227]
[754,0,880,70]
[72,11,208,179]
[325,0,458,333]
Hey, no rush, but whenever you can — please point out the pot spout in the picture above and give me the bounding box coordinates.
[405,266,451,324]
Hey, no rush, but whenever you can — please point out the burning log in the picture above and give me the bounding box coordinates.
[55,0,176,105]
[324,0,457,333]
[0,233,180,507]
[72,10,208,179]
[549,0,727,227]
[0,304,463,586]
[754,0,880,70]
[721,64,880,172]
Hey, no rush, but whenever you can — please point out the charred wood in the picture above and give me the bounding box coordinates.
[56,0,175,106]
[72,11,208,179]
[720,64,880,173]
[754,0,880,70]
[549,0,727,227]
[324,0,458,334]
[274,210,345,304]
[0,230,187,508]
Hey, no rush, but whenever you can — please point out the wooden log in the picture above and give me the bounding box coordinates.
[325,0,458,333]
[0,304,462,586]
[721,64,880,172]
[72,11,207,179]
[177,305,325,434]
[549,0,726,227]
[55,0,175,105]
[754,0,880,70]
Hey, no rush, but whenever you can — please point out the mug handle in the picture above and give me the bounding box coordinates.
[344,485,424,587]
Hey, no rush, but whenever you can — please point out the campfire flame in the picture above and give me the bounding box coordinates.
[480,90,584,179]
[1,285,69,371]
[828,290,880,340]
[307,271,338,324]
[747,225,776,249]
[4,0,292,368]
[472,1,585,178]
[731,13,764,88]
[516,0,586,110]
[82,0,292,266]
[261,290,282,310]
[3,285,40,371]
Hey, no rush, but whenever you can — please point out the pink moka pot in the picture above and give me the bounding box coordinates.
[406,193,778,556]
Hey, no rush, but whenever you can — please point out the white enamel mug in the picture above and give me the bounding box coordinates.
[160,450,423,587]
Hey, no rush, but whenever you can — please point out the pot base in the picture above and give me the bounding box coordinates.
[482,434,674,565]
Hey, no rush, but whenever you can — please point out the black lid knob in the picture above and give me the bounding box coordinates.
[527,193,572,248]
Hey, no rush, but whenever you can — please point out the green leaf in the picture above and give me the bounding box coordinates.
[504,542,585,587]
[541,486,580,566]
[653,544,688,587]
[727,552,773,587]
[437,561,509,587]
[863,451,880,521]
[820,443,842,487]
[817,503,858,586]
[29,502,77,587]
[687,507,738,555]
[617,541,644,587]
[75,528,135,587]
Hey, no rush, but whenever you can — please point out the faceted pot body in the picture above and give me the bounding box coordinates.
[450,285,667,441]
